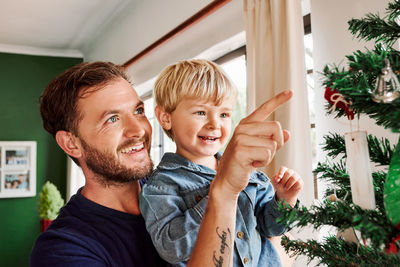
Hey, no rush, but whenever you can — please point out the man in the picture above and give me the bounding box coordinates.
[31,61,292,266]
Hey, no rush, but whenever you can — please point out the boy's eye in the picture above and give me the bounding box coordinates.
[107,115,118,123]
[221,113,230,118]
[135,107,145,115]
[195,111,206,116]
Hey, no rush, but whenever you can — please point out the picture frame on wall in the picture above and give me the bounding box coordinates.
[0,141,36,198]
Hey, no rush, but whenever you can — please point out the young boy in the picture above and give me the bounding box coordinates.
[140,59,302,267]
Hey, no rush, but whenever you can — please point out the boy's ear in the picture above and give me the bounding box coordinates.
[55,131,82,159]
[155,105,172,130]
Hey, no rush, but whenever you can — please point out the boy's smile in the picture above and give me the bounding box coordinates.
[168,96,236,168]
[198,135,219,143]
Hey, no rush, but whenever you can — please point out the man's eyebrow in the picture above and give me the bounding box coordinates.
[136,100,144,107]
[98,100,145,121]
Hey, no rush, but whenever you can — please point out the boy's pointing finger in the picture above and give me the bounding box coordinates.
[243,90,293,123]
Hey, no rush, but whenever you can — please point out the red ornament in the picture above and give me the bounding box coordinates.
[386,223,400,254]
[324,87,355,120]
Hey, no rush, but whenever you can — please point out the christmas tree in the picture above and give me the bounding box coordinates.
[278,1,400,266]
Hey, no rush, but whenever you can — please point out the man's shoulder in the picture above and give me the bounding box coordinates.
[30,193,107,266]
[30,221,105,267]
[31,195,167,267]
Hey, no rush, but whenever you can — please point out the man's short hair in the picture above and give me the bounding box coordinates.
[39,61,130,165]
[154,59,236,139]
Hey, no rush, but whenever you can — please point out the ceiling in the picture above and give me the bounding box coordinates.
[0,0,132,55]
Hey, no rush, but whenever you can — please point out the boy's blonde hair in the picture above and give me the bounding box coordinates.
[154,59,237,139]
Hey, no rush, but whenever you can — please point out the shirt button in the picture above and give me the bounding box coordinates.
[195,195,202,202]
[243,257,249,264]
[237,231,244,239]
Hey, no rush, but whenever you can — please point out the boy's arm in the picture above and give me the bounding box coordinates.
[255,166,303,237]
[187,90,292,267]
[140,179,208,264]
[187,180,238,267]
[270,166,303,207]
[254,173,288,237]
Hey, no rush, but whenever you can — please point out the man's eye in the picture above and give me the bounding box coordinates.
[195,111,206,116]
[135,107,145,115]
[107,115,118,123]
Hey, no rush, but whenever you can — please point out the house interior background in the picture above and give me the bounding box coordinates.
[0,0,398,266]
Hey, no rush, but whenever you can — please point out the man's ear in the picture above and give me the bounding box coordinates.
[155,105,172,130]
[55,131,82,159]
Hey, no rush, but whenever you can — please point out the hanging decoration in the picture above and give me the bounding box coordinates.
[344,131,376,210]
[324,87,355,120]
[386,223,400,254]
[372,59,400,103]
[384,136,400,226]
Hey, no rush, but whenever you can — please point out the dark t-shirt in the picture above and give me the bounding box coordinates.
[30,188,166,267]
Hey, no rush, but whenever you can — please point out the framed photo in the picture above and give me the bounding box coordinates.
[0,141,36,198]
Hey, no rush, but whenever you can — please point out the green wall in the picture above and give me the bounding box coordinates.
[0,52,82,266]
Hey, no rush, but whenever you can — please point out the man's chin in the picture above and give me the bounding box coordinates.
[80,138,153,185]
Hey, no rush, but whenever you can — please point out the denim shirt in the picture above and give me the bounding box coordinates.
[140,153,286,267]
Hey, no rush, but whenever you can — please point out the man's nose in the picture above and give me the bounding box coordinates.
[124,116,146,138]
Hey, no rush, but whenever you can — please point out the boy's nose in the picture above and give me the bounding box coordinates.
[206,117,220,130]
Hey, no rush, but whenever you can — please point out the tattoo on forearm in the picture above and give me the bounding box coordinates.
[212,227,232,267]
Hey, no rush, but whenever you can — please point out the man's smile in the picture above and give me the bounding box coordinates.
[120,143,145,154]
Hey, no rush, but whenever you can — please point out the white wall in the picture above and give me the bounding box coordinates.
[83,0,399,203]
[311,0,399,198]
[83,0,245,85]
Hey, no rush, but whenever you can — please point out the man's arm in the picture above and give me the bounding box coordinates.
[187,90,293,267]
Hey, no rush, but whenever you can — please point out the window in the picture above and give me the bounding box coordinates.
[141,88,176,166]
[303,13,318,198]
[142,94,164,166]
[214,46,247,149]
[139,14,315,173]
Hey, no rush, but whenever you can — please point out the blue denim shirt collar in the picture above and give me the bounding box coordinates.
[157,152,220,176]
[157,152,260,184]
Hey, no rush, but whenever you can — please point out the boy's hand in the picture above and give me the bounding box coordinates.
[213,90,292,199]
[271,166,303,207]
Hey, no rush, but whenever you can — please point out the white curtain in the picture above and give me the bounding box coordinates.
[244,2,314,265]
[244,0,313,206]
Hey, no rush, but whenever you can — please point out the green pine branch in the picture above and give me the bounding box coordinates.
[314,161,350,187]
[281,236,400,267]
[368,135,394,165]
[372,171,388,210]
[322,133,346,159]
[322,133,394,165]
[388,0,400,20]
[322,48,400,132]
[348,14,400,46]
[278,200,396,249]
[314,160,386,210]
[348,0,400,46]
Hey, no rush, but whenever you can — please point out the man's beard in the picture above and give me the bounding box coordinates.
[80,138,153,186]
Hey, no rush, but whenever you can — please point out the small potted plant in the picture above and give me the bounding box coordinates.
[38,181,64,232]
